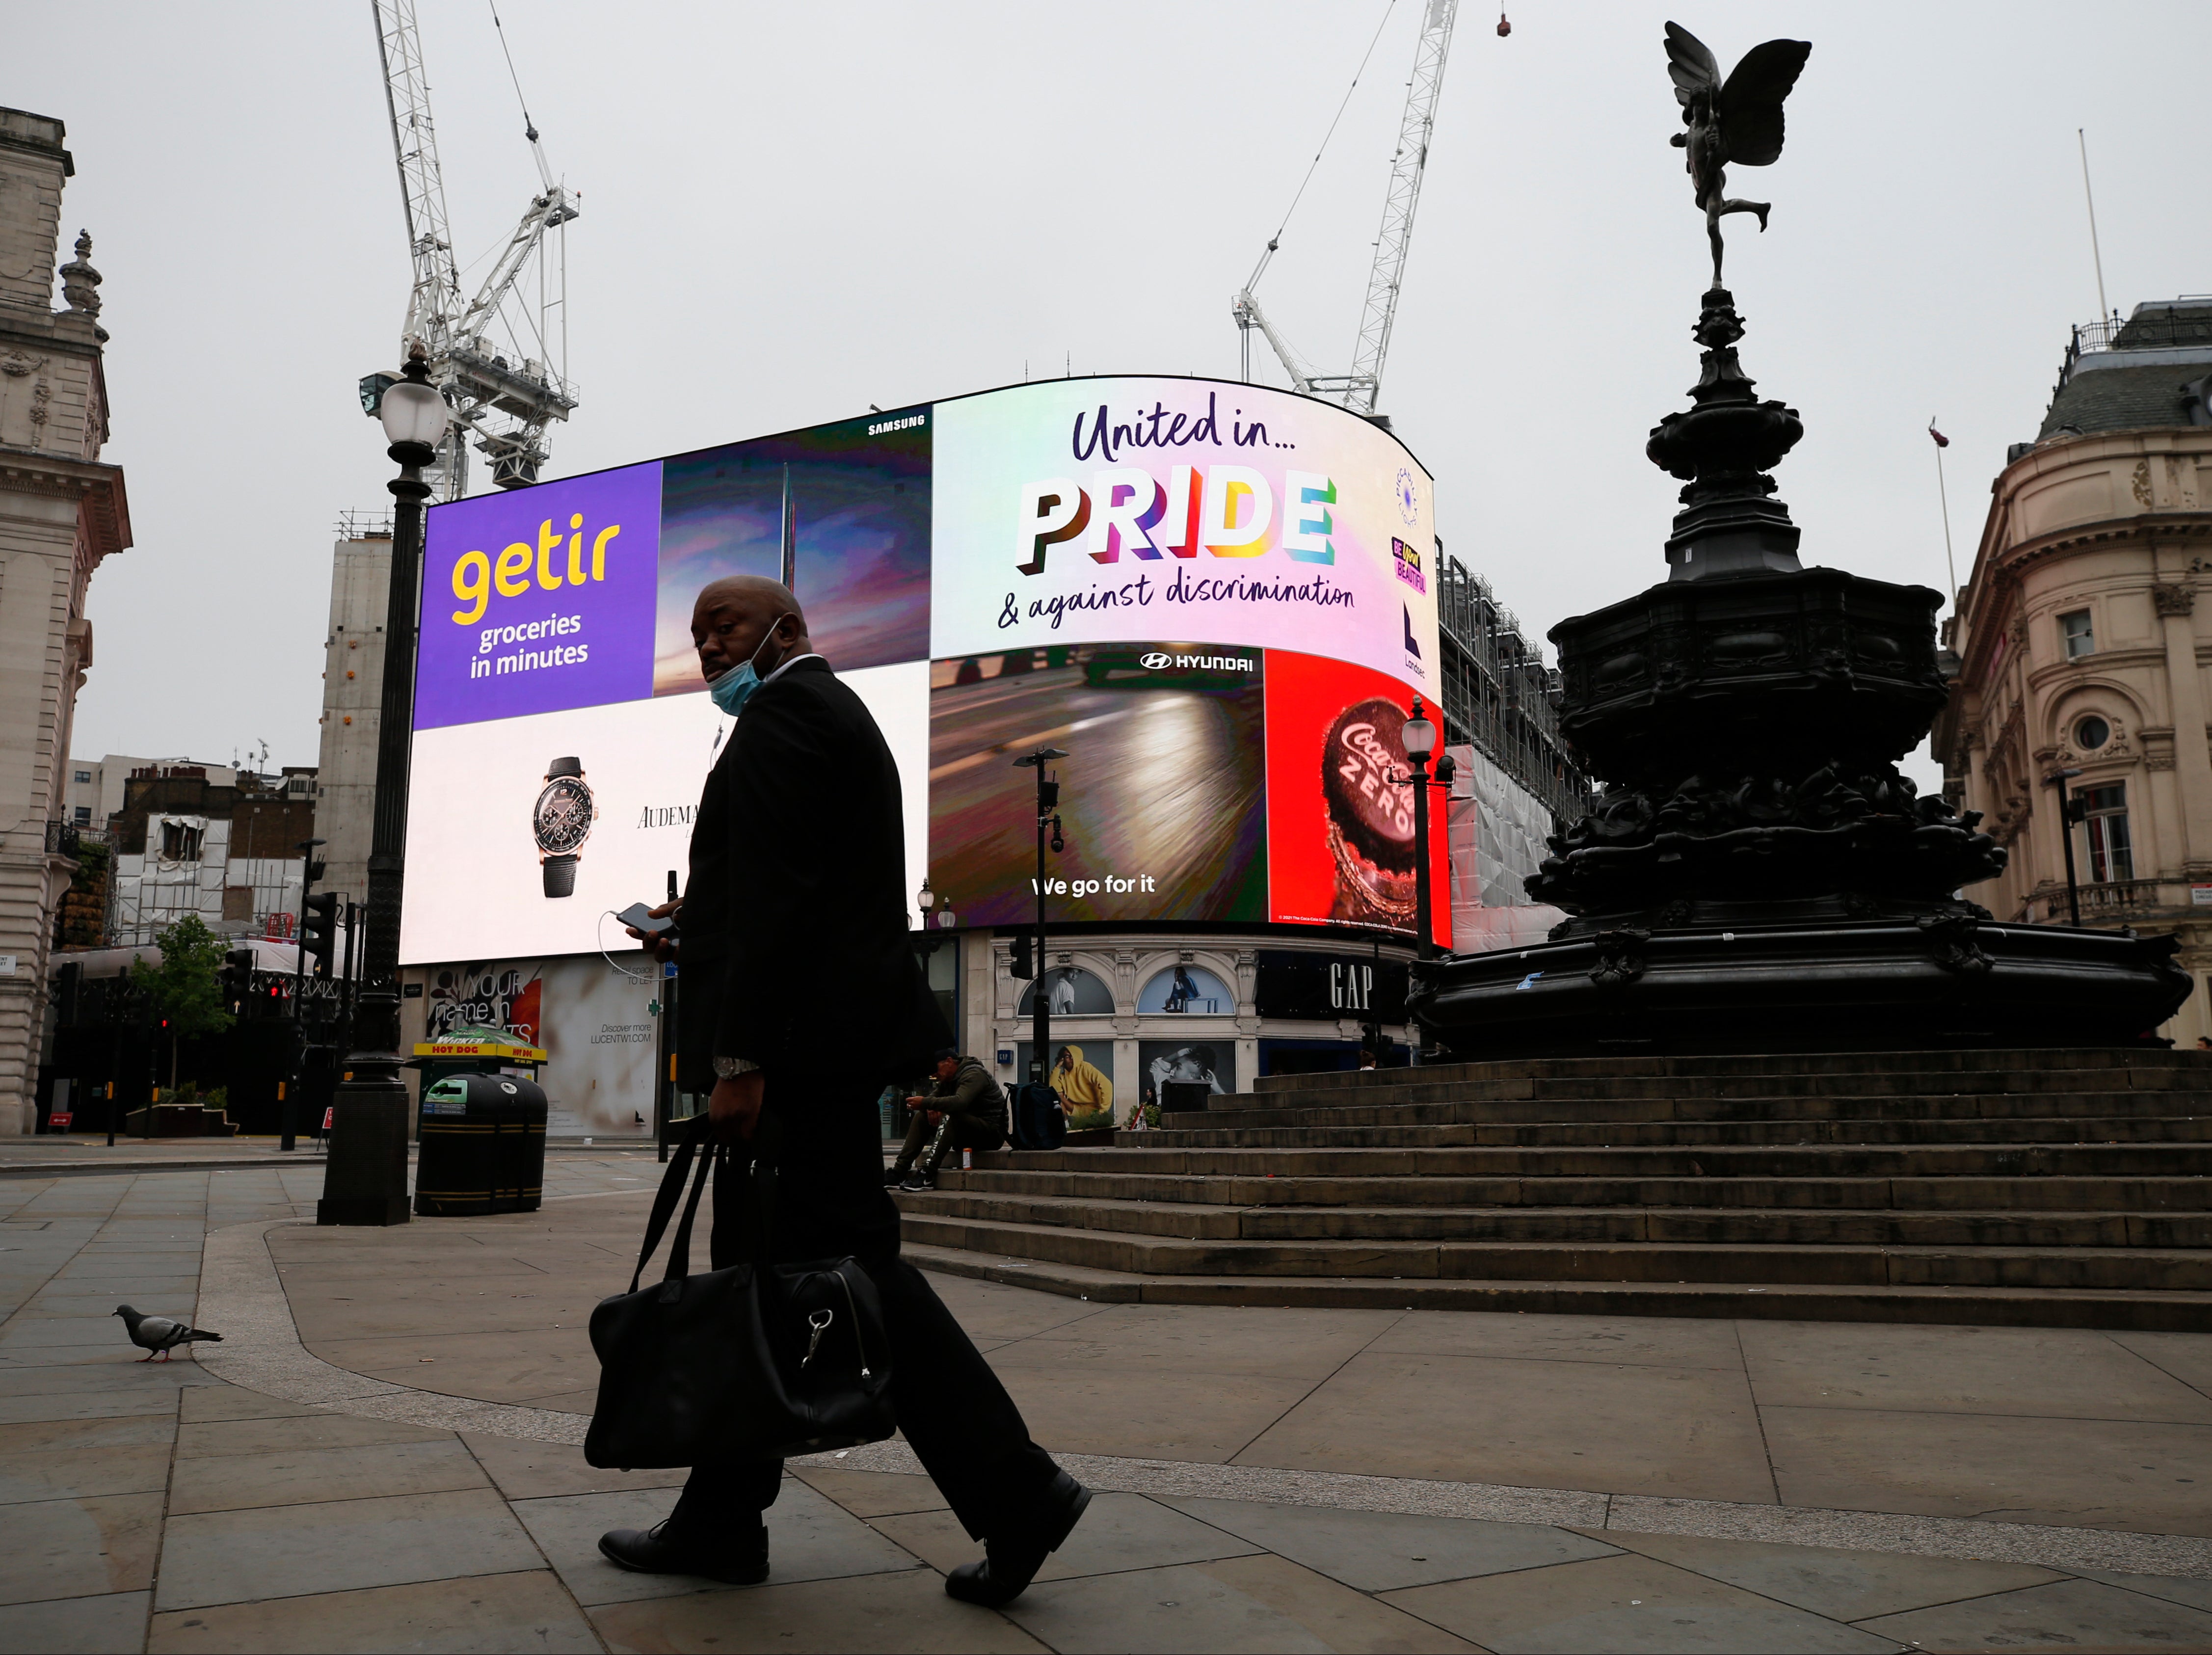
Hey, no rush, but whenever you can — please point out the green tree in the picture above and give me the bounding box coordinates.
[134,915,235,1092]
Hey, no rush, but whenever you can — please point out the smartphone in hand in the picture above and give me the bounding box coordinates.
[616,901,674,934]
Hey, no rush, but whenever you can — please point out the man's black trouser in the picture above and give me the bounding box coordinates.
[891,1107,1005,1178]
[662,1049,1059,1545]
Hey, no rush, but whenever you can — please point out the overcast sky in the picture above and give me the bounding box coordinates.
[15,0,2210,794]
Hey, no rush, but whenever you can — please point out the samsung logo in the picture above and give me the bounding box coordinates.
[868,414,926,436]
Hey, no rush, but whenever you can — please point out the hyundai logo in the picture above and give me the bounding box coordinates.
[1139,652,1172,669]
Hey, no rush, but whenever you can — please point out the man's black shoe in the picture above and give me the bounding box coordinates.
[883,1166,906,1185]
[944,1471,1091,1606]
[598,1518,768,1585]
[899,1171,935,1192]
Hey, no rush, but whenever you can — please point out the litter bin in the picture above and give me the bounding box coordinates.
[413,1073,547,1217]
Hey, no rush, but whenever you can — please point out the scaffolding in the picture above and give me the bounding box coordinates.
[1434,554,1595,828]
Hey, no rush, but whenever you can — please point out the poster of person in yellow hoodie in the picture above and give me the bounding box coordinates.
[1052,1044,1115,1130]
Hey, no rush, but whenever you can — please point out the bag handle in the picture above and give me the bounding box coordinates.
[627,1113,713,1293]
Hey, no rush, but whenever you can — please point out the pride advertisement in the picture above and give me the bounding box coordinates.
[398,378,1445,966]
[931,379,1439,687]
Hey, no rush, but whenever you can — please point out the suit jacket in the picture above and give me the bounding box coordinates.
[681,656,943,1084]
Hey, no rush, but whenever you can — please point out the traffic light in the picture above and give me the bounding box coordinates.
[1009,929,1035,980]
[219,949,254,1007]
[301,892,340,979]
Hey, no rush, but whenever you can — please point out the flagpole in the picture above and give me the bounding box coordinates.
[1930,419,1957,605]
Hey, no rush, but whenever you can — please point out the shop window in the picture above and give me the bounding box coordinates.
[2060,610,2095,659]
[2075,715,2110,751]
[1015,965,1113,1017]
[1138,963,1235,1015]
[2081,783,2132,882]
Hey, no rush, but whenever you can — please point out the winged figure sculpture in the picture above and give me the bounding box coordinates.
[1665,22,1811,287]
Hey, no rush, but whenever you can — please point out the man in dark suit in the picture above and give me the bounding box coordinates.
[598,575,1088,1604]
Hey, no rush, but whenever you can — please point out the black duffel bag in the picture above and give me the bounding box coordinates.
[584,1116,894,1469]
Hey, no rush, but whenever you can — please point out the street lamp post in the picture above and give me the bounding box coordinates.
[1396,697,1455,1065]
[318,351,445,1227]
[283,836,327,1152]
[2046,767,2084,927]
[1012,747,1067,1101]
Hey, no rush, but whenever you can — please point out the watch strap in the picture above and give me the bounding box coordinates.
[714,1056,761,1079]
[547,756,583,779]
[543,854,577,898]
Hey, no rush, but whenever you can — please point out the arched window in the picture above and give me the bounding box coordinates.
[1015,966,1114,1017]
[1138,963,1234,1015]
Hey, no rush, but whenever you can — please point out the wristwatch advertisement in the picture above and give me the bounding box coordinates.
[533,756,597,898]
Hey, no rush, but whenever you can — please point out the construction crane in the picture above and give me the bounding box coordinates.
[363,0,578,498]
[1234,0,1460,421]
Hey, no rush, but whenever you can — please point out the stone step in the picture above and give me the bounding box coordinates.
[1226,1068,2206,1110]
[898,1189,2212,1249]
[945,1168,2212,1212]
[897,1214,2212,1290]
[1168,1091,2210,1131]
[901,1243,2212,1331]
[970,1143,2212,1179]
[1134,1116,2212,1150]
[1250,1048,2210,1093]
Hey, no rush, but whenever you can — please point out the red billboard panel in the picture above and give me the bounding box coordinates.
[1265,649,1451,950]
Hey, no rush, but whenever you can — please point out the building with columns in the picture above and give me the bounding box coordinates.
[1935,299,2212,1040]
[0,107,130,1133]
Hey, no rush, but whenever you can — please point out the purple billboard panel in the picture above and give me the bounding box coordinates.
[416,463,662,730]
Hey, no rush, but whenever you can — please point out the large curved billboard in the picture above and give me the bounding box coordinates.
[398,375,1445,965]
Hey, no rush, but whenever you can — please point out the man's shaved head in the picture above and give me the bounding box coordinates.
[691,576,810,686]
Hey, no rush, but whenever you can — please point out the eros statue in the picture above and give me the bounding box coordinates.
[1664,22,1811,287]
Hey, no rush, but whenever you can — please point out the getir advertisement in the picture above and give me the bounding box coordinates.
[398,376,1444,966]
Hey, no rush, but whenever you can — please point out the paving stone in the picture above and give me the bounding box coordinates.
[155,1487,546,1611]
[0,1491,162,1604]
[146,1568,599,1653]
[586,1565,1047,1653]
[457,1432,687,1500]
[0,1386,178,1423]
[1002,1551,1488,1653]
[873,1491,1261,1585]
[1588,1526,2062,1620]
[0,1442,174,1504]
[175,1411,452,1458]
[1858,1576,2212,1650]
[1738,1321,2212,1422]
[1761,1405,2212,1535]
[993,1361,1321,1463]
[514,1477,922,1606]
[789,1467,950,1518]
[1159,1496,1620,1591]
[168,1436,491,1515]
[1013,1303,1405,1379]
[1381,1550,1901,1653]
[0,1589,149,1654]
[921,1274,1119,1342]
[0,1412,177,1453]
[2110,1331,2212,1398]
[177,1386,324,1423]
[1234,1349,1778,1504]
[1368,1310,1744,1371]
[2076,1569,2212,1613]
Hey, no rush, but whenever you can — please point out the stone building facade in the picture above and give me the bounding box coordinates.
[0,108,130,1133]
[1935,299,2212,1041]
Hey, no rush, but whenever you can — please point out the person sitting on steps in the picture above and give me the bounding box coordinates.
[889,1048,1008,1190]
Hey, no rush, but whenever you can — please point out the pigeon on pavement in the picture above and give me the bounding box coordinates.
[112,1304,223,1362]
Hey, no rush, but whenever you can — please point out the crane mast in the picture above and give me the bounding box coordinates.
[1234,0,1459,419]
[368,0,578,500]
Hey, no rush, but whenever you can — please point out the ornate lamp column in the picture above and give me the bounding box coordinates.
[317,352,445,1226]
